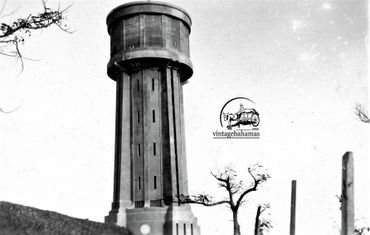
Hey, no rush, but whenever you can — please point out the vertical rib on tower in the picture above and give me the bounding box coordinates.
[105,2,200,235]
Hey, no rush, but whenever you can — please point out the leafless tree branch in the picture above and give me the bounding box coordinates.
[178,194,230,207]
[355,103,369,123]
[0,103,22,113]
[0,1,73,71]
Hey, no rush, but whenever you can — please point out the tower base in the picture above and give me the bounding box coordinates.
[106,205,200,235]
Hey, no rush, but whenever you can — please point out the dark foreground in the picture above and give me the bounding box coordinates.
[0,201,131,235]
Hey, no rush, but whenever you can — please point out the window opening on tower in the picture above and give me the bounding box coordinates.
[153,142,156,156]
[154,176,157,189]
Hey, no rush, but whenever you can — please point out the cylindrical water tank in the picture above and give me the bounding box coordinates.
[106,1,193,82]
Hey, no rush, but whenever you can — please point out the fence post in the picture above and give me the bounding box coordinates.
[341,152,354,235]
[290,180,296,235]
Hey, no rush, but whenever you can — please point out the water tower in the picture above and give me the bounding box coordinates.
[105,2,200,235]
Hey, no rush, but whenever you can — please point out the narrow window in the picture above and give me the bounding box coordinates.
[138,144,141,157]
[152,110,155,123]
[176,223,179,235]
[191,224,193,235]
[137,111,140,123]
[184,224,186,235]
[153,142,156,156]
[152,78,155,91]
[137,79,139,91]
[138,177,141,190]
[154,176,157,189]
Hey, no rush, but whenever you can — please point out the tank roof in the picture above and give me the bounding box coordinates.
[106,1,192,29]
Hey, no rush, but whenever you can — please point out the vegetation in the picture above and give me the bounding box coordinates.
[0,201,131,235]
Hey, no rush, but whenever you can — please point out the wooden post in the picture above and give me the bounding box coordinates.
[341,152,354,235]
[290,180,296,235]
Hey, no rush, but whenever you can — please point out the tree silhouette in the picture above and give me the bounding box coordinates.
[0,0,72,113]
[178,164,270,235]
[0,0,72,72]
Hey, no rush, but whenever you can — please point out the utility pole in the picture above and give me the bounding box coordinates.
[290,180,296,235]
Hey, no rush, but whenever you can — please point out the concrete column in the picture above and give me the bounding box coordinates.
[171,69,186,196]
[143,69,151,207]
[290,180,296,235]
[112,72,133,208]
[106,72,132,227]
[165,67,179,202]
[341,152,354,235]
[179,77,189,195]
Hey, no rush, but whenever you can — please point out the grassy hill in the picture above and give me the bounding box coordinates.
[0,201,131,235]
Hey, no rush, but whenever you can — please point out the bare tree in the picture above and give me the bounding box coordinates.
[178,164,270,235]
[0,0,73,72]
[354,103,369,124]
[254,203,272,235]
[0,0,72,114]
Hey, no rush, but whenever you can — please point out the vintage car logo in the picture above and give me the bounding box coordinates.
[220,97,260,129]
[213,97,260,139]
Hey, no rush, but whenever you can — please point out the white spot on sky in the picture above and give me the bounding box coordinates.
[300,52,320,63]
[337,36,342,40]
[344,41,348,46]
[320,3,331,11]
[329,20,335,25]
[291,20,306,33]
[310,44,317,51]
[274,39,281,47]
[338,52,346,59]
[306,9,311,18]
[346,17,354,24]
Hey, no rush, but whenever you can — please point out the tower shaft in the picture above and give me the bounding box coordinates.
[112,68,189,207]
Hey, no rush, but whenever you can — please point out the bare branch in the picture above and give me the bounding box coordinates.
[0,1,73,71]
[0,103,22,113]
[177,194,230,207]
[0,0,7,16]
[0,6,21,19]
[355,103,370,123]
[235,167,270,208]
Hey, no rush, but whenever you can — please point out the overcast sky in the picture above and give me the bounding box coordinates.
[0,0,369,234]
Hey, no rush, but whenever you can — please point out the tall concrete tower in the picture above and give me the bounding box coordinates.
[105,2,200,235]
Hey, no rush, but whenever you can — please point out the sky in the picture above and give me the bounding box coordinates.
[0,0,369,234]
